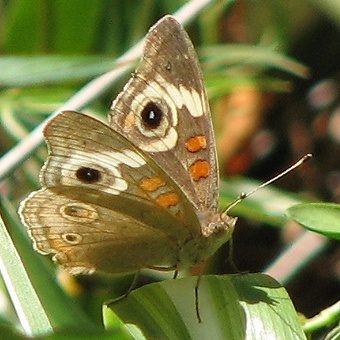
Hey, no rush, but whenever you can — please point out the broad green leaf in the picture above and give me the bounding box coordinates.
[287,203,340,240]
[107,274,306,340]
[103,305,147,340]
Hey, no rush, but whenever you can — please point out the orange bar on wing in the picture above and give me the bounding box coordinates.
[140,177,166,192]
[156,192,180,208]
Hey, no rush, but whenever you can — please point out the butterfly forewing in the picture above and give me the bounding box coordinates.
[109,15,219,213]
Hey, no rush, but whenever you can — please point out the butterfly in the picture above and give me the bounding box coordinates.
[19,15,237,277]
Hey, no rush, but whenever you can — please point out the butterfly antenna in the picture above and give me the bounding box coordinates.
[223,154,313,214]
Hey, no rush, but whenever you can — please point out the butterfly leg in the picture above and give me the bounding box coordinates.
[124,270,141,297]
[226,236,240,273]
[105,271,141,307]
[195,275,202,323]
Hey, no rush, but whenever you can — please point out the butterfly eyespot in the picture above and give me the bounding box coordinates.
[141,102,163,129]
[76,167,101,183]
[60,203,98,222]
[62,232,82,245]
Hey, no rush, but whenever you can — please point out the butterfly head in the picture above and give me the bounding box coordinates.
[183,210,237,266]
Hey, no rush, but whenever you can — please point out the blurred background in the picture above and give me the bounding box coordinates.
[0,0,339,338]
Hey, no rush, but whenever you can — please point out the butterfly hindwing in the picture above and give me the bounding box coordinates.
[21,187,177,274]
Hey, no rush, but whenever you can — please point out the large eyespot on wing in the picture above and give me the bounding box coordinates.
[40,111,148,196]
[109,16,209,153]
[111,82,179,153]
[109,16,219,213]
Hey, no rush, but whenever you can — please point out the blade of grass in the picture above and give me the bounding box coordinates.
[201,44,309,78]
[0,205,52,336]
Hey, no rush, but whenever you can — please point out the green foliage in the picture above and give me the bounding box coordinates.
[287,203,340,240]
[0,1,339,339]
[107,274,306,339]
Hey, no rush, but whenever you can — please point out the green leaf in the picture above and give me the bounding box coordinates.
[200,44,309,79]
[103,305,147,340]
[107,274,306,340]
[287,203,340,240]
[0,56,119,87]
[303,300,340,334]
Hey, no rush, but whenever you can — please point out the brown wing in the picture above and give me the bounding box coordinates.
[20,188,177,274]
[19,110,203,274]
[109,16,219,213]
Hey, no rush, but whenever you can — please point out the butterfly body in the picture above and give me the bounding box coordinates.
[19,16,236,276]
